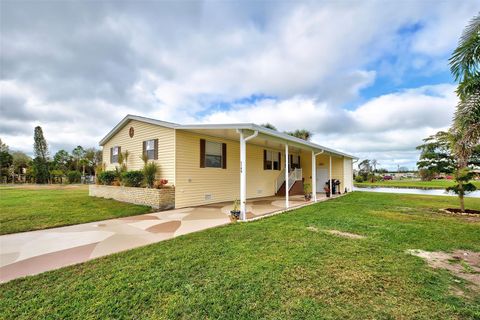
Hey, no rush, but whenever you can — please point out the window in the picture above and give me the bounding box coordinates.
[265,150,272,170]
[112,146,119,163]
[272,152,280,170]
[264,150,281,170]
[290,154,301,169]
[145,139,155,160]
[143,139,158,160]
[205,141,222,168]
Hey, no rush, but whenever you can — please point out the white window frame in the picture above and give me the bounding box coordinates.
[145,139,155,160]
[112,146,119,163]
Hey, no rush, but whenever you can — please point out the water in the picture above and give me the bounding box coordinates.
[353,186,480,198]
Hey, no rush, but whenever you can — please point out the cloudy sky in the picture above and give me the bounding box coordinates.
[1,1,478,170]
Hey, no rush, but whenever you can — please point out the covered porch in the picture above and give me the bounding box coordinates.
[197,193,336,220]
[178,125,353,220]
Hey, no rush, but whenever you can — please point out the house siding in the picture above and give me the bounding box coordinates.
[343,158,353,192]
[174,130,285,208]
[102,120,175,184]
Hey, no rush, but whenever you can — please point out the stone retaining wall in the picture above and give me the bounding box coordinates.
[89,185,175,210]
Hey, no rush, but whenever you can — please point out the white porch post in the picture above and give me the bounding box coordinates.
[329,155,332,197]
[311,150,317,202]
[239,131,247,220]
[285,144,289,209]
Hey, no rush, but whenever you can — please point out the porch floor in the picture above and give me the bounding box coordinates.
[198,193,333,219]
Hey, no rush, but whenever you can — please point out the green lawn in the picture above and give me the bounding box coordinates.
[0,185,151,235]
[1,192,479,319]
[355,179,480,189]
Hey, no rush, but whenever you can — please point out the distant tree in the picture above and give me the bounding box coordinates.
[285,129,312,141]
[53,150,71,172]
[0,138,9,153]
[358,159,372,181]
[416,131,456,177]
[11,151,31,174]
[72,145,86,171]
[371,159,379,172]
[0,150,13,181]
[85,148,102,175]
[261,123,277,131]
[33,126,50,183]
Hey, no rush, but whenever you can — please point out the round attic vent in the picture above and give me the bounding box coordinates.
[129,126,134,138]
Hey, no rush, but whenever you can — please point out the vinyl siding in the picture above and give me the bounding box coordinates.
[174,130,285,208]
[102,120,175,184]
[300,152,346,192]
[343,158,353,192]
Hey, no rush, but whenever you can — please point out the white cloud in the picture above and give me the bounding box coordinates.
[0,0,477,170]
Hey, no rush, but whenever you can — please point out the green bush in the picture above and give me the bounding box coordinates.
[143,162,159,188]
[121,170,144,187]
[354,175,364,183]
[67,171,81,184]
[98,171,116,185]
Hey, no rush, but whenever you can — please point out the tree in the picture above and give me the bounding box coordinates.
[357,159,372,181]
[0,138,9,153]
[416,131,455,177]
[0,151,13,181]
[447,13,480,211]
[371,159,379,172]
[261,123,277,130]
[285,129,312,141]
[72,145,86,172]
[33,126,50,183]
[53,150,71,172]
[449,13,480,151]
[11,151,31,174]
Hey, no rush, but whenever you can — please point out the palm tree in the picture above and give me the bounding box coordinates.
[285,129,312,141]
[447,13,480,211]
[449,13,480,164]
[261,123,277,131]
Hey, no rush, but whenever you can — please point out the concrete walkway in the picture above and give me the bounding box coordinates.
[0,193,334,283]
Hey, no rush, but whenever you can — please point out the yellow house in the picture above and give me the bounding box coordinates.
[99,115,356,219]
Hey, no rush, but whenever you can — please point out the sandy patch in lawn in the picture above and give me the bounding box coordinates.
[307,227,365,239]
[407,249,480,296]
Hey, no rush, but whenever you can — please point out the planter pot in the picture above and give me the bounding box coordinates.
[230,210,240,221]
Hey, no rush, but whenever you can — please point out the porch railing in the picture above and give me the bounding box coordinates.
[275,169,286,193]
[287,168,302,190]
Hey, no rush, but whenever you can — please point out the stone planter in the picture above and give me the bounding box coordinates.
[89,185,175,210]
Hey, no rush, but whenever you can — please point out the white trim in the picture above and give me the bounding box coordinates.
[285,144,289,209]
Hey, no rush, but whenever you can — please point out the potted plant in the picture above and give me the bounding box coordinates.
[230,199,240,222]
[303,183,312,201]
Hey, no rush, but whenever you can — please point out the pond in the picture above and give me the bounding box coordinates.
[353,186,480,198]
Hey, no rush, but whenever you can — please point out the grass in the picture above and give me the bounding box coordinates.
[0,185,151,235]
[355,179,480,189]
[1,192,479,319]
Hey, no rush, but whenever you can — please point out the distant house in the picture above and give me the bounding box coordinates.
[99,115,356,217]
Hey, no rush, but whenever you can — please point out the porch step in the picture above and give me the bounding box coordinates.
[275,180,304,196]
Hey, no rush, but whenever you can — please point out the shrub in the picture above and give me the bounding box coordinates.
[66,171,81,184]
[98,170,116,185]
[143,162,159,188]
[121,170,144,187]
[419,169,435,181]
[354,175,364,183]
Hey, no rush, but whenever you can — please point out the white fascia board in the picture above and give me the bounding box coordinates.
[99,114,180,146]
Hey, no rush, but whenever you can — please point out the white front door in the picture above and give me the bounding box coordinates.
[316,166,329,192]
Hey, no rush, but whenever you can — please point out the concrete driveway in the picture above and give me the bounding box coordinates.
[0,194,331,283]
[0,206,230,283]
